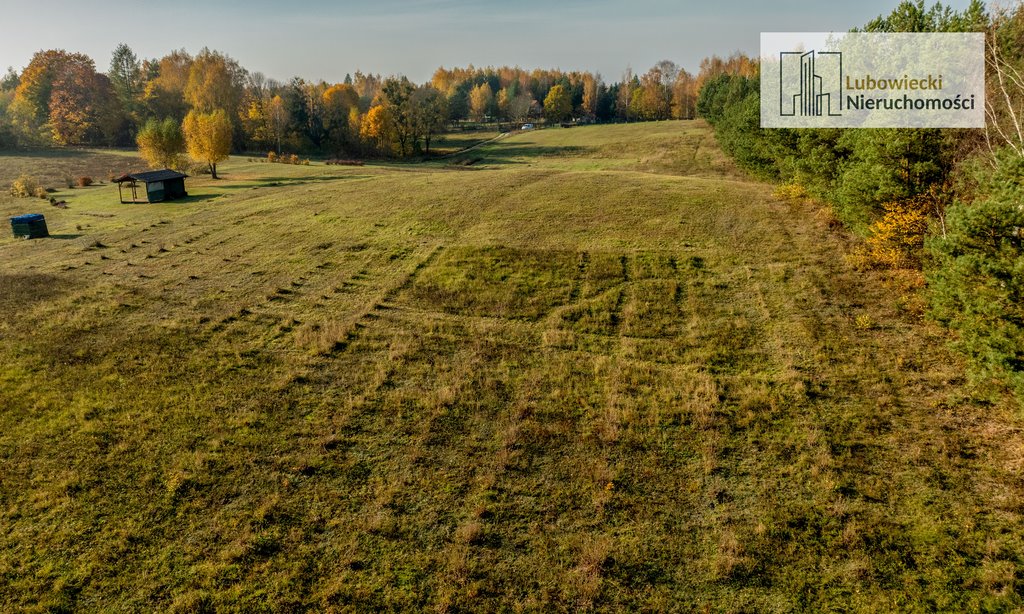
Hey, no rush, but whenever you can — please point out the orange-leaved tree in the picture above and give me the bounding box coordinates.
[10,49,118,144]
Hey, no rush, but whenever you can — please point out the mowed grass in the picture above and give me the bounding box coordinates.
[425,129,503,156]
[0,120,1022,611]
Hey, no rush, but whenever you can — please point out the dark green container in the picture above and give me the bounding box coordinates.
[10,214,49,239]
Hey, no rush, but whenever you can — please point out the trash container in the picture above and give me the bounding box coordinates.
[10,214,49,239]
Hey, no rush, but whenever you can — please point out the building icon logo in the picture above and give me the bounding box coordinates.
[780,50,843,117]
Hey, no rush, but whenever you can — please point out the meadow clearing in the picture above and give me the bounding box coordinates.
[1,121,1022,611]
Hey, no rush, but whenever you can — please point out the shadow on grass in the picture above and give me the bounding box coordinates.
[253,175,375,188]
[260,174,372,183]
[0,149,96,159]
[47,234,84,239]
[0,273,72,322]
[117,194,220,205]
[174,194,221,204]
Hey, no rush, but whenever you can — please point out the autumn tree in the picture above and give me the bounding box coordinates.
[653,60,680,89]
[184,48,245,150]
[378,77,417,155]
[581,73,599,119]
[616,68,636,120]
[695,52,757,92]
[142,49,192,121]
[240,71,273,151]
[671,69,697,119]
[136,117,184,169]
[352,71,382,110]
[183,109,232,178]
[323,83,359,154]
[267,95,290,154]
[496,87,511,121]
[10,50,122,145]
[630,67,671,120]
[508,92,533,122]
[543,84,572,123]
[469,82,494,122]
[48,64,121,145]
[10,50,94,141]
[359,104,396,154]
[275,78,331,150]
[299,80,329,149]
[431,66,461,94]
[184,48,245,114]
[413,85,447,154]
[347,106,362,154]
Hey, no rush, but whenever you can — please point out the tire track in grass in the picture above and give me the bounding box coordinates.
[608,255,630,333]
[380,243,446,306]
[567,250,591,305]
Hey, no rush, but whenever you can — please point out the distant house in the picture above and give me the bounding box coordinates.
[114,170,188,204]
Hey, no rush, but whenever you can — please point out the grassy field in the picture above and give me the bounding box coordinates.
[424,129,504,156]
[1,120,1022,611]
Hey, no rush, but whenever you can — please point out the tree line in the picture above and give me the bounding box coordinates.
[0,47,751,160]
[698,0,1023,406]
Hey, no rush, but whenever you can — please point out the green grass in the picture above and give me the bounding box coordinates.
[1,120,1022,611]
[426,130,503,156]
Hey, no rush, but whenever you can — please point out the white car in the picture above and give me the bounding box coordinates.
[521,123,534,130]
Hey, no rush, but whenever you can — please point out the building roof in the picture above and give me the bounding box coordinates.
[114,170,188,183]
[10,213,45,223]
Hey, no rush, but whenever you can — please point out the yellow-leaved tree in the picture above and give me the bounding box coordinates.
[322,84,359,155]
[359,105,396,155]
[136,117,184,169]
[543,85,572,123]
[183,109,232,178]
[469,82,493,122]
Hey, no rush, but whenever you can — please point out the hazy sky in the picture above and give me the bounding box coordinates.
[0,0,980,83]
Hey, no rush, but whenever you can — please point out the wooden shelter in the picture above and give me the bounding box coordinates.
[114,170,188,203]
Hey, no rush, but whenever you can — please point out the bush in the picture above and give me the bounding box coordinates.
[77,176,93,187]
[9,175,41,198]
[863,194,934,269]
[927,150,1024,404]
[33,186,48,199]
[773,183,808,200]
[265,152,312,165]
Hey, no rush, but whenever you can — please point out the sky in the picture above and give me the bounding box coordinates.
[0,0,981,84]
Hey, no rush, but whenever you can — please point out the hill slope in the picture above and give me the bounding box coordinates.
[1,121,1022,611]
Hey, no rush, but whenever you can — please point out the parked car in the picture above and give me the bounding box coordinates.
[521,123,534,130]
